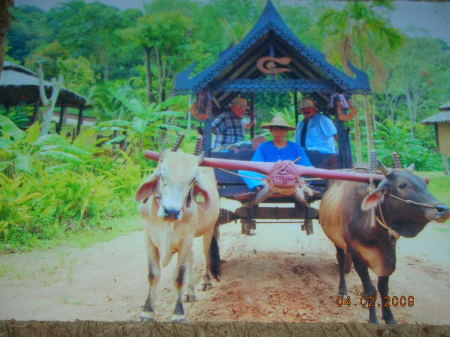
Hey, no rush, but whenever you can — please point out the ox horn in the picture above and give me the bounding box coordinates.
[406,163,415,172]
[377,160,392,176]
[392,152,402,168]
[197,150,205,164]
[172,133,185,151]
[193,136,203,156]
[369,150,377,174]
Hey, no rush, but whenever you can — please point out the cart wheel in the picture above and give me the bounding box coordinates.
[241,219,255,235]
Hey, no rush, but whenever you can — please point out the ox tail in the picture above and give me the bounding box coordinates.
[344,252,353,273]
[209,234,221,281]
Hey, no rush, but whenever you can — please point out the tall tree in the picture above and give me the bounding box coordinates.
[7,5,50,63]
[47,0,123,81]
[389,37,450,137]
[128,12,193,103]
[317,0,403,161]
[0,0,14,74]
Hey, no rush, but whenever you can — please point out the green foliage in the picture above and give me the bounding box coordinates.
[316,0,403,91]
[8,5,51,62]
[373,119,442,170]
[0,105,30,130]
[0,117,90,175]
[4,0,450,250]
[56,57,97,94]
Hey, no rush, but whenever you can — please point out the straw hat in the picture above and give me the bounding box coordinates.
[261,114,295,130]
[230,97,249,108]
[300,98,316,109]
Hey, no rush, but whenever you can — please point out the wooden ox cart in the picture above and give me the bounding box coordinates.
[155,0,374,234]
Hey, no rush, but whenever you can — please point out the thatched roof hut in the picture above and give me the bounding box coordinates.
[438,101,450,112]
[0,61,89,134]
[421,101,450,174]
[421,111,450,125]
[0,61,87,109]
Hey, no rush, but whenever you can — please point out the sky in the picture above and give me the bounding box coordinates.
[14,0,450,45]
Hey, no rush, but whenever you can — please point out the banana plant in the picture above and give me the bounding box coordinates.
[0,115,92,175]
[94,94,194,156]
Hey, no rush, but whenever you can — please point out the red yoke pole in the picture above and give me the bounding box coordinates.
[144,150,384,184]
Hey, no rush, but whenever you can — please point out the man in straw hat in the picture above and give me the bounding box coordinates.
[239,114,312,191]
[212,97,253,149]
[295,98,337,155]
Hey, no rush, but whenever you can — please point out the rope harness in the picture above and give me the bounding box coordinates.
[374,189,437,240]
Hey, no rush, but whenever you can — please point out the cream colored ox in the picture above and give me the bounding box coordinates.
[135,150,220,322]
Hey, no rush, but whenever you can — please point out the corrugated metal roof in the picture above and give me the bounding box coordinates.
[421,111,450,124]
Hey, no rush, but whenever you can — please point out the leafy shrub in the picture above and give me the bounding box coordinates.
[373,120,442,170]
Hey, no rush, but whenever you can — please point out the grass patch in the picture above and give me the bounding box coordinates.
[0,215,142,253]
[0,264,13,277]
[59,296,84,306]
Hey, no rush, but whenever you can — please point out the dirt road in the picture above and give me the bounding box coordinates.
[1,200,449,324]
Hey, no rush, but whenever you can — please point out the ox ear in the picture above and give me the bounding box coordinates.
[192,180,210,211]
[361,186,387,211]
[136,175,159,202]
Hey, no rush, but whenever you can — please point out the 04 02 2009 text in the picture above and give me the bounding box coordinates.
[336,295,415,308]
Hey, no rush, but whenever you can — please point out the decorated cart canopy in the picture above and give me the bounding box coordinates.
[173,0,371,168]
[174,0,371,111]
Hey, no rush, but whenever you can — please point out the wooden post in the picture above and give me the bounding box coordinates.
[31,100,40,124]
[250,93,255,139]
[203,88,213,156]
[56,99,66,134]
[443,154,449,175]
[294,91,298,126]
[76,105,84,137]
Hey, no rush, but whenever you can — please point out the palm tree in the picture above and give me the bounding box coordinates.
[317,0,403,161]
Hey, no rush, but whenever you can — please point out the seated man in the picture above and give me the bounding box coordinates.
[239,114,312,191]
[211,97,253,150]
[295,98,337,153]
[295,98,338,168]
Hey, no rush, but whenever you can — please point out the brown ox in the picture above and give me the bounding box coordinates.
[319,163,449,324]
[135,150,220,322]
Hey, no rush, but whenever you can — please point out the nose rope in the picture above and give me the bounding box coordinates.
[376,205,400,240]
[387,193,437,209]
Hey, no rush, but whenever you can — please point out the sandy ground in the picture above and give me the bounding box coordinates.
[0,199,449,324]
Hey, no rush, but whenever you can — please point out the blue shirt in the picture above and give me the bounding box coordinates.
[295,113,337,154]
[238,141,312,189]
[211,111,244,148]
[252,141,312,166]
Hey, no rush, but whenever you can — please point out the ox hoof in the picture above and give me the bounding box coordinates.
[384,317,397,325]
[171,314,186,323]
[201,282,212,291]
[139,311,154,322]
[184,293,196,303]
